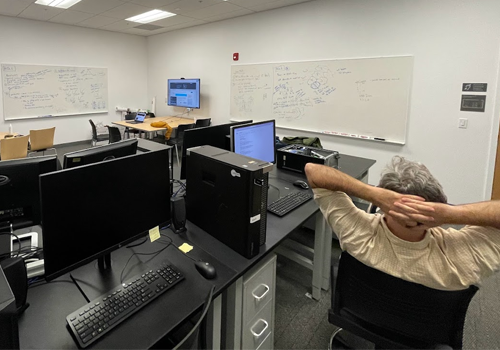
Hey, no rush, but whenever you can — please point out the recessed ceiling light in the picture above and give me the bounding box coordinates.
[35,0,82,9]
[126,10,176,24]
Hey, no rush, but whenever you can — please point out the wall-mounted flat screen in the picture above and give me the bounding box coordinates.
[167,79,201,109]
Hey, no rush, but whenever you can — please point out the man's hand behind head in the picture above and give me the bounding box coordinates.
[387,198,447,230]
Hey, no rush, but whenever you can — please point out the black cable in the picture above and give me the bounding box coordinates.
[120,240,173,283]
[126,237,148,248]
[173,284,215,350]
[162,232,199,263]
[0,232,21,258]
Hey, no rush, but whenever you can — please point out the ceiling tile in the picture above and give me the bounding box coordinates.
[100,19,137,31]
[248,0,310,12]
[70,0,126,15]
[225,0,274,8]
[78,14,120,28]
[153,18,206,33]
[150,14,194,27]
[203,8,253,23]
[182,2,242,20]
[128,0,178,8]
[18,3,63,21]
[0,0,33,16]
[49,9,95,25]
[161,0,222,15]
[101,2,154,19]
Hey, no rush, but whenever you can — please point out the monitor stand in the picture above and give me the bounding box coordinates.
[70,249,150,302]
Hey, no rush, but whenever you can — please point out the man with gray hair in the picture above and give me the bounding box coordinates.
[305,156,500,290]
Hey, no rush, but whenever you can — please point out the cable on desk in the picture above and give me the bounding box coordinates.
[0,231,21,259]
[173,284,215,350]
[268,183,280,198]
[161,232,199,263]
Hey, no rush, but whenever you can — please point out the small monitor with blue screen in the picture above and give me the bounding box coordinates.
[167,78,201,109]
[230,120,276,164]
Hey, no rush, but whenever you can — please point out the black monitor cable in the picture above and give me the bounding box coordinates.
[173,284,215,350]
[0,231,21,259]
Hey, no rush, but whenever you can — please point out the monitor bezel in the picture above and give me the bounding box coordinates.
[167,78,201,109]
[62,139,138,169]
[230,119,277,164]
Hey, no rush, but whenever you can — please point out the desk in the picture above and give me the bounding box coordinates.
[112,116,195,135]
[17,152,375,349]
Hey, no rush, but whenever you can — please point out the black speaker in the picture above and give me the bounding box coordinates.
[171,196,187,234]
[0,258,29,315]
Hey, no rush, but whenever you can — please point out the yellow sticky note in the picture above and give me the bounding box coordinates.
[149,226,161,242]
[179,243,193,253]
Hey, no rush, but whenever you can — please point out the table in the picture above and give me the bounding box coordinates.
[17,152,375,349]
[112,116,195,136]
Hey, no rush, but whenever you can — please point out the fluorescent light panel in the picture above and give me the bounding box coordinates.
[126,9,176,24]
[35,0,82,9]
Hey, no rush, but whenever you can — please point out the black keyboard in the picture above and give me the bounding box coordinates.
[66,261,184,348]
[267,191,314,217]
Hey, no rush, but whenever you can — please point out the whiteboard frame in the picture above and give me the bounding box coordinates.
[230,55,413,145]
[1,62,109,121]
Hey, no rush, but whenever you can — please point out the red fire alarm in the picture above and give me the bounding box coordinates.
[233,53,239,61]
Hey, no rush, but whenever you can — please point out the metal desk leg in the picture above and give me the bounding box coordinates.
[311,212,326,300]
[205,294,222,350]
[322,223,333,291]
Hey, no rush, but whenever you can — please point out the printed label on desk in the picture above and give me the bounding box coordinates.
[250,214,261,223]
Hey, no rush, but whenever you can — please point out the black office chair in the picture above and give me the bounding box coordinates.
[89,119,108,146]
[106,126,122,144]
[328,251,478,349]
[167,123,195,166]
[194,118,211,128]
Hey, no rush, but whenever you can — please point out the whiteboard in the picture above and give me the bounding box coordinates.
[1,63,108,120]
[230,56,413,144]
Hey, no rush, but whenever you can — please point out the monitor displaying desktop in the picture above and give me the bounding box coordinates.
[179,120,252,180]
[63,139,138,169]
[230,120,276,164]
[0,156,57,231]
[167,79,201,109]
[40,150,171,281]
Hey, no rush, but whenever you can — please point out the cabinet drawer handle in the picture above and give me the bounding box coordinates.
[250,319,269,338]
[251,284,270,301]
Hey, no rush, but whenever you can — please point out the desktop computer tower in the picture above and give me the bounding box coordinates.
[186,146,273,259]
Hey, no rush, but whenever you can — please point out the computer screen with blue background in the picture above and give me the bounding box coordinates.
[231,120,276,163]
[167,79,201,109]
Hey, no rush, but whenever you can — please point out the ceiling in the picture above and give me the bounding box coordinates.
[0,0,314,36]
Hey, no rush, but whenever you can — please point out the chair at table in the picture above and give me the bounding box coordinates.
[0,135,29,160]
[106,126,122,144]
[89,119,108,146]
[328,251,478,349]
[167,123,195,166]
[194,118,211,128]
[124,113,140,139]
[28,127,56,157]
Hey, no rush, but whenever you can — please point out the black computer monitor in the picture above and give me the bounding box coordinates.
[40,150,171,282]
[0,156,57,231]
[230,120,276,164]
[63,139,138,169]
[179,120,252,180]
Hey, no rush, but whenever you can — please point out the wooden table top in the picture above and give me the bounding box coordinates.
[112,116,195,132]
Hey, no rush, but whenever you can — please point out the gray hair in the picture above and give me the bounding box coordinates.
[379,156,447,203]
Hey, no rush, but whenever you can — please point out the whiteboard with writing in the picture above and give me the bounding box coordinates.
[230,56,413,144]
[1,63,108,120]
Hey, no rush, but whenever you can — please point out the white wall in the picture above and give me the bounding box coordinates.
[147,0,500,204]
[0,15,148,144]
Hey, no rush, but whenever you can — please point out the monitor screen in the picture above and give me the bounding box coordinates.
[0,156,57,230]
[167,79,201,109]
[180,120,253,180]
[230,120,276,164]
[63,139,138,169]
[41,150,171,281]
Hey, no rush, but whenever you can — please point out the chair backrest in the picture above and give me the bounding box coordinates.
[0,135,29,160]
[125,113,136,121]
[195,118,211,128]
[29,127,55,151]
[176,123,195,140]
[106,126,122,144]
[330,251,478,349]
[89,119,98,140]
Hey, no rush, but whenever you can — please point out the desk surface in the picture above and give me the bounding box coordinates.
[18,152,375,349]
[112,116,194,132]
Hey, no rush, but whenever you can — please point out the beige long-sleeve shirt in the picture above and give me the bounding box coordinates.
[314,188,500,290]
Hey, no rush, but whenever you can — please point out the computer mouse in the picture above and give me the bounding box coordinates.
[194,261,217,279]
[293,180,309,189]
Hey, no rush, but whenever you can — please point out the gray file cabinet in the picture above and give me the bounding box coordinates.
[224,254,277,349]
